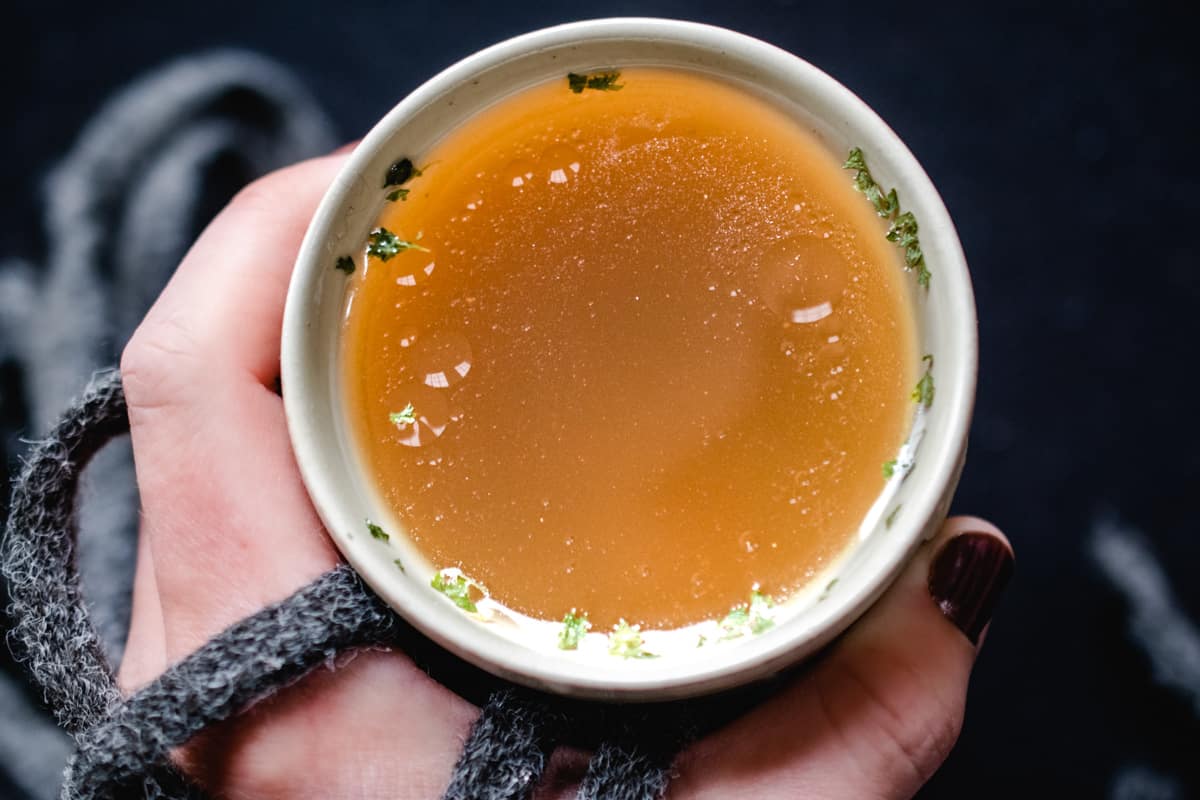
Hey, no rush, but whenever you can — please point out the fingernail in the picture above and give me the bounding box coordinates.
[928,532,1014,645]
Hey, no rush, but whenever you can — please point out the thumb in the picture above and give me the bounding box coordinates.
[671,516,1014,800]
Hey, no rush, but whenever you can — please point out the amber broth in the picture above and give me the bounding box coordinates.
[342,68,916,630]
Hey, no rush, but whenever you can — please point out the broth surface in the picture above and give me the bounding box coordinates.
[343,69,916,630]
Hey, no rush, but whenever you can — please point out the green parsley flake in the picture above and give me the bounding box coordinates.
[843,147,931,287]
[389,403,417,429]
[819,578,839,601]
[608,620,656,658]
[720,590,776,639]
[334,255,355,274]
[912,354,935,407]
[431,571,478,613]
[558,610,591,650]
[383,158,422,188]
[885,505,902,529]
[567,71,623,93]
[386,188,409,202]
[367,227,429,261]
[883,459,898,479]
[393,558,406,573]
[749,591,776,634]
[366,521,389,542]
[697,634,707,648]
[719,606,751,639]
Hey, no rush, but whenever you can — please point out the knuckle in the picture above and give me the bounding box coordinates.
[227,160,313,219]
[222,165,313,244]
[819,650,966,791]
[120,313,202,413]
[899,698,963,784]
[228,172,281,215]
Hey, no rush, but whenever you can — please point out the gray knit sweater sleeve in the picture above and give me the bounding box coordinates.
[1,371,686,800]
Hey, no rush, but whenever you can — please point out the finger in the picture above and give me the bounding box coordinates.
[124,153,347,390]
[532,747,590,800]
[671,516,1014,800]
[179,650,480,799]
[117,527,167,693]
[121,156,346,656]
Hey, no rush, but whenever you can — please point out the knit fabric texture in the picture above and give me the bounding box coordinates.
[2,371,687,799]
[0,48,337,799]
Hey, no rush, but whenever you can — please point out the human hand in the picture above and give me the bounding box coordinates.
[667,516,1013,799]
[117,154,1012,799]
[117,153,479,798]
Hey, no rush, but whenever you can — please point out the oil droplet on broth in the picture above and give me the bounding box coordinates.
[409,330,473,389]
[503,157,537,188]
[542,143,583,185]
[343,68,917,631]
[757,235,850,325]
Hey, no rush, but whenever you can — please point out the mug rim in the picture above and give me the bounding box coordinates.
[282,16,977,700]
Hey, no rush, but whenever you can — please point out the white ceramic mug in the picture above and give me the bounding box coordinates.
[281,17,976,701]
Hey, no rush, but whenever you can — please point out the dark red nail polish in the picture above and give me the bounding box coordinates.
[928,533,1014,645]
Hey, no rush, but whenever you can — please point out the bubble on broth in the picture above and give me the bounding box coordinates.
[395,324,418,348]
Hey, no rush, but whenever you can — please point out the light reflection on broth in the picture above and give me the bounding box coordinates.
[342,68,916,630]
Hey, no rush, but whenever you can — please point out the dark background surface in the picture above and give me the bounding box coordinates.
[4,0,1199,796]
